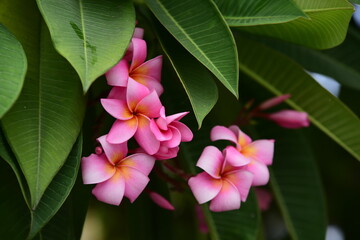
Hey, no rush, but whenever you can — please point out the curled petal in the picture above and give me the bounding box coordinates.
[210,126,237,144]
[127,78,150,110]
[154,146,179,160]
[188,172,223,204]
[92,170,125,205]
[196,146,223,178]
[166,111,188,124]
[242,140,275,165]
[97,135,128,165]
[81,154,115,184]
[162,127,181,148]
[149,191,175,211]
[107,118,138,144]
[121,167,150,203]
[150,119,172,141]
[223,146,250,167]
[229,125,252,148]
[107,87,126,101]
[245,160,270,186]
[131,74,164,96]
[209,180,241,212]
[132,55,163,80]
[171,121,193,142]
[224,170,253,202]
[134,115,160,155]
[105,60,129,87]
[119,153,156,176]
[101,98,133,120]
[130,38,147,71]
[135,91,162,118]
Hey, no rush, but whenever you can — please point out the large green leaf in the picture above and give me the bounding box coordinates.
[146,0,239,97]
[236,36,360,162]
[265,128,326,240]
[214,0,307,26]
[0,24,27,118]
[37,0,135,92]
[0,0,86,208]
[28,135,82,239]
[156,24,218,128]
[240,0,354,49]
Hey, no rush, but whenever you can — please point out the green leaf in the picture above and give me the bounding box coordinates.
[350,0,360,4]
[156,24,218,128]
[240,0,354,49]
[37,0,135,92]
[145,0,239,97]
[214,0,307,26]
[0,0,86,208]
[28,135,83,239]
[0,24,26,118]
[268,129,326,240]
[236,36,360,162]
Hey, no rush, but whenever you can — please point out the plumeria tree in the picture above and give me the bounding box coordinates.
[1,0,360,239]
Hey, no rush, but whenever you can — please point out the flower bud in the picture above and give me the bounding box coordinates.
[266,110,310,129]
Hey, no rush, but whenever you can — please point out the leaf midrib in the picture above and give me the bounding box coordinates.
[79,0,88,85]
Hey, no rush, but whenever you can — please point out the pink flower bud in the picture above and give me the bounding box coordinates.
[258,94,291,110]
[149,191,175,211]
[266,110,310,129]
[95,146,103,155]
[254,188,272,211]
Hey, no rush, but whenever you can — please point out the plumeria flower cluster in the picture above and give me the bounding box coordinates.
[188,125,275,212]
[81,27,193,207]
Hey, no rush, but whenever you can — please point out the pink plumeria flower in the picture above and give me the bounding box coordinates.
[106,38,163,95]
[264,110,310,129]
[188,146,253,212]
[148,191,175,211]
[211,125,274,186]
[150,107,193,148]
[81,135,155,205]
[101,78,162,155]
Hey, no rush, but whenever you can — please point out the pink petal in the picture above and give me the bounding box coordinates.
[266,110,310,129]
[258,94,291,110]
[188,172,223,204]
[229,125,252,149]
[107,118,138,144]
[149,191,175,210]
[242,140,275,165]
[166,111,188,124]
[92,170,125,205]
[245,160,270,186]
[162,126,181,148]
[224,170,253,201]
[100,98,133,120]
[210,126,237,144]
[170,122,193,142]
[81,154,115,184]
[132,55,162,80]
[120,167,150,203]
[196,146,223,178]
[97,135,128,165]
[131,74,164,96]
[134,115,160,155]
[154,145,179,160]
[135,91,162,118]
[223,146,250,167]
[133,27,144,39]
[209,180,241,212]
[150,119,173,141]
[130,38,147,71]
[107,87,126,101]
[119,153,155,176]
[105,60,129,87]
[127,77,150,110]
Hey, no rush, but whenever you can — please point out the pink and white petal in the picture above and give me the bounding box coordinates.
[81,154,115,184]
[105,60,129,87]
[196,146,223,179]
[149,191,175,210]
[209,180,241,212]
[223,146,250,167]
[188,172,223,204]
[162,127,181,148]
[243,140,275,165]
[224,170,253,202]
[150,119,172,141]
[171,121,193,142]
[119,153,156,176]
[134,115,160,155]
[92,170,125,205]
[130,38,147,71]
[97,135,128,165]
[100,98,133,120]
[107,118,138,144]
[135,91,162,118]
[133,27,144,39]
[132,55,162,80]
[245,161,270,186]
[229,126,252,148]
[127,77,150,110]
[107,87,126,101]
[131,74,164,96]
[154,146,179,160]
[165,112,189,124]
[120,167,150,203]
[210,126,238,144]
